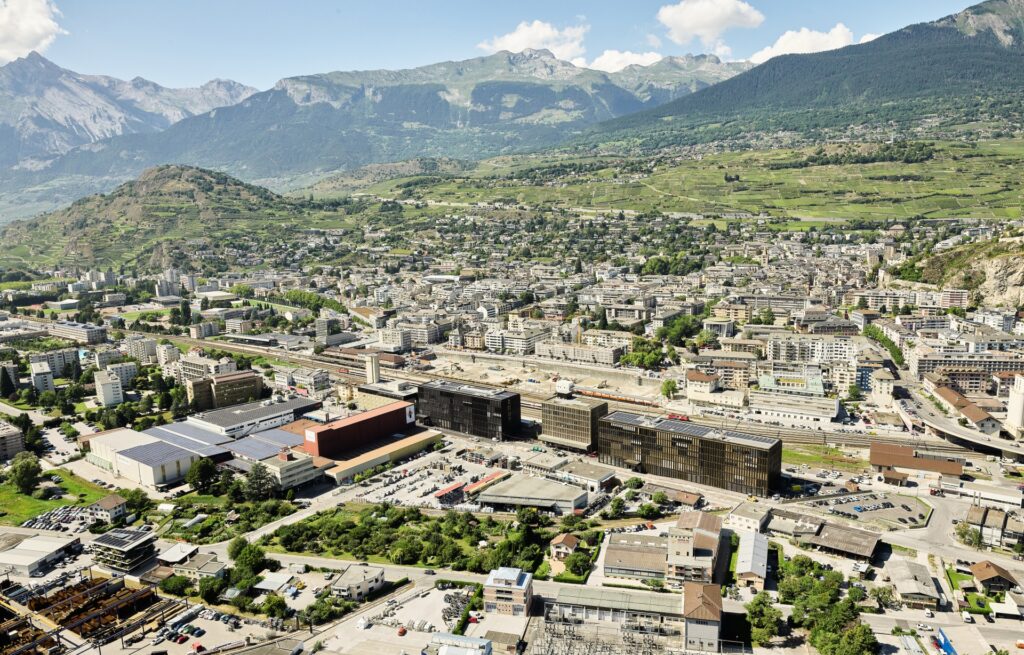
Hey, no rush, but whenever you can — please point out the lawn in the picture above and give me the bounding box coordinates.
[782,445,868,472]
[0,469,108,525]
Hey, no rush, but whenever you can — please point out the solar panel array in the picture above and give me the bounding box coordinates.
[604,411,779,450]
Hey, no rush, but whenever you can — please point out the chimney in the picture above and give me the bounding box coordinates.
[278,448,291,462]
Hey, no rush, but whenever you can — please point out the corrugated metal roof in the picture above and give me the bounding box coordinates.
[119,440,196,467]
[554,587,681,616]
[228,436,283,461]
[250,428,304,448]
[142,426,228,458]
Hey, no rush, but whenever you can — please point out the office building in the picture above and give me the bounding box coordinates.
[94,370,124,407]
[417,380,521,441]
[598,412,781,496]
[92,528,156,572]
[187,370,265,410]
[540,395,608,451]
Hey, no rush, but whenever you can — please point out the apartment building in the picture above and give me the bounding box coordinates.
[667,511,722,585]
[483,567,533,616]
[0,420,23,461]
[46,321,107,344]
[94,370,124,407]
[28,348,79,377]
[907,343,1024,379]
[106,361,138,389]
[535,341,623,366]
[30,362,54,393]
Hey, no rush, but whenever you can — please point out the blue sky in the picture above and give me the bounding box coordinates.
[5,0,974,89]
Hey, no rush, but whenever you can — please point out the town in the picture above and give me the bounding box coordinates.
[1,210,1023,655]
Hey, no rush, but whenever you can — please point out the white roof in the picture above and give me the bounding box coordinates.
[735,531,768,579]
[89,428,157,453]
[158,543,199,564]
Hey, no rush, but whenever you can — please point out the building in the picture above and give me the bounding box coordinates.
[667,511,722,585]
[417,380,521,441]
[535,341,623,366]
[604,534,667,581]
[908,343,1024,380]
[173,552,227,581]
[186,397,322,438]
[544,586,686,629]
[0,420,24,461]
[725,502,772,534]
[682,583,723,653]
[106,361,138,389]
[331,565,385,600]
[889,559,940,610]
[477,475,587,515]
[869,442,963,478]
[83,427,210,488]
[303,401,415,458]
[260,448,325,491]
[175,353,237,383]
[29,361,54,393]
[549,534,579,561]
[189,322,219,339]
[1007,375,1024,437]
[734,531,768,591]
[0,534,80,576]
[124,336,158,363]
[94,370,124,407]
[46,320,106,344]
[92,528,156,572]
[539,395,608,451]
[598,412,781,496]
[483,567,533,616]
[89,494,128,524]
[187,370,265,410]
[28,348,79,377]
[970,560,1017,594]
[553,461,615,494]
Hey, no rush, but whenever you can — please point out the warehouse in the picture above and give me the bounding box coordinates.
[0,535,80,576]
[477,475,587,515]
[323,429,441,483]
[83,427,213,488]
[303,401,415,457]
[186,397,322,437]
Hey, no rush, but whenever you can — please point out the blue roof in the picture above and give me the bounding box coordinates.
[119,441,196,467]
[227,436,282,461]
[142,426,229,458]
[147,421,233,445]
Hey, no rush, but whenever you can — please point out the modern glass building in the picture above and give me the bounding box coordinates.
[598,412,781,496]
[417,380,521,440]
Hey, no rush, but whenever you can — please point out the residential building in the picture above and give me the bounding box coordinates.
[46,321,106,344]
[483,567,533,616]
[92,528,156,572]
[89,494,128,524]
[94,370,124,407]
[889,559,940,610]
[331,565,385,600]
[970,560,1018,594]
[107,361,138,388]
[175,353,237,383]
[535,341,623,365]
[173,552,227,581]
[30,361,54,393]
[549,534,579,561]
[0,420,24,461]
[667,511,722,585]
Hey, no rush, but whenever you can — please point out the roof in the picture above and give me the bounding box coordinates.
[93,494,127,511]
[419,378,518,401]
[682,583,723,622]
[686,370,719,383]
[93,528,154,552]
[306,401,412,436]
[889,559,939,600]
[254,571,293,592]
[869,442,963,476]
[675,510,722,533]
[553,587,683,617]
[735,531,768,579]
[605,534,667,574]
[603,411,779,451]
[559,460,615,482]
[158,543,199,564]
[189,397,321,430]
[478,475,587,505]
[118,440,196,467]
[228,436,285,461]
[969,560,1017,584]
[550,533,579,549]
[485,567,532,589]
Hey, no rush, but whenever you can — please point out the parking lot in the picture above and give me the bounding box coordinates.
[106,606,278,655]
[804,492,929,528]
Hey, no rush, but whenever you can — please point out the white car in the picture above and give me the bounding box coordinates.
[915,623,932,632]
[923,608,933,618]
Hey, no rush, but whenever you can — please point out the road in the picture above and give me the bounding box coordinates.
[907,387,1024,457]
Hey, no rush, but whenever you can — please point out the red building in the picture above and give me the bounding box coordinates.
[303,401,415,458]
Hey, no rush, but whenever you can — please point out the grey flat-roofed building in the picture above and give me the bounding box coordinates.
[477,475,587,514]
[546,587,684,624]
[148,420,234,445]
[604,534,667,580]
[599,412,781,496]
[228,436,284,461]
[187,397,322,437]
[250,428,305,448]
[554,460,616,493]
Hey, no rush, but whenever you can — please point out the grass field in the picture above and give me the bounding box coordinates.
[782,445,869,472]
[365,139,1024,222]
[0,469,109,526]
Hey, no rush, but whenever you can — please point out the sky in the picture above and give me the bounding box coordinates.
[1,0,975,89]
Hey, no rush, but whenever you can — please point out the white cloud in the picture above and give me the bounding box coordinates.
[0,0,66,64]
[645,33,663,48]
[749,22,857,64]
[859,32,881,43]
[656,0,764,56]
[587,50,664,72]
[477,20,589,62]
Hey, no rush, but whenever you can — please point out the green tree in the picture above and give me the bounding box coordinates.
[869,586,893,608]
[159,575,193,596]
[745,591,782,645]
[198,576,226,603]
[186,457,218,494]
[234,543,269,577]
[637,503,661,520]
[117,488,152,515]
[227,536,250,561]
[244,462,278,501]
[847,384,863,401]
[9,451,41,494]
[660,379,678,399]
[563,551,591,576]
[651,491,669,505]
[262,593,290,618]
[624,477,644,489]
[607,497,625,519]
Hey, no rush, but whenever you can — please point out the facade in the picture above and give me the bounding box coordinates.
[94,370,124,407]
[604,534,667,580]
[92,528,156,572]
[172,553,227,581]
[29,361,54,393]
[46,321,107,344]
[535,341,623,366]
[539,395,608,451]
[303,401,415,458]
[89,494,128,524]
[107,361,138,388]
[417,380,521,441]
[682,583,723,653]
[187,370,265,410]
[483,567,533,616]
[0,420,23,461]
[28,348,79,377]
[331,565,385,600]
[598,412,781,496]
[186,397,321,438]
[176,353,237,383]
[667,511,722,585]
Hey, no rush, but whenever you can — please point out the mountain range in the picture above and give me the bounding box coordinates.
[0,50,748,221]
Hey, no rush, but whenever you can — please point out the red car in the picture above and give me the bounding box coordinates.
[176,635,188,644]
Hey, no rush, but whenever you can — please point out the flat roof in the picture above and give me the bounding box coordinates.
[542,394,607,410]
[119,440,197,467]
[228,436,284,461]
[307,401,411,435]
[93,528,155,552]
[559,460,615,481]
[553,587,682,617]
[479,475,586,504]
[419,379,518,401]
[190,397,321,429]
[603,411,779,450]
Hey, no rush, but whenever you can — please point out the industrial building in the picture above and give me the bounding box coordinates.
[185,397,322,437]
[0,534,80,576]
[303,401,415,458]
[477,475,587,514]
[83,427,211,488]
[417,380,521,441]
[540,394,608,452]
[598,412,782,496]
[92,528,156,572]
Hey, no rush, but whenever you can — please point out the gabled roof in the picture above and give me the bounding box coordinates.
[682,582,722,622]
[550,533,579,549]
[970,560,1017,584]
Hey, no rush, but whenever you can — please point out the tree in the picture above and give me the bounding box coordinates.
[227,536,249,561]
[607,497,625,519]
[624,477,644,489]
[955,522,983,549]
[847,384,863,401]
[198,576,226,603]
[234,543,269,577]
[262,593,290,618]
[186,458,218,494]
[159,575,193,596]
[745,592,782,645]
[9,451,41,494]
[869,585,894,608]
[660,379,678,399]
[651,491,669,506]
[117,488,152,515]
[244,462,278,501]
[637,503,661,520]
[563,551,591,577]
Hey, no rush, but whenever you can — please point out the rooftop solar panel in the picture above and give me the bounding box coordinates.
[119,441,195,467]
[603,411,778,449]
[250,428,304,448]
[139,427,228,458]
[228,436,282,461]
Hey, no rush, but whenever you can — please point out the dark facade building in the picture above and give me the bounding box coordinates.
[540,395,608,451]
[598,412,781,496]
[417,380,521,441]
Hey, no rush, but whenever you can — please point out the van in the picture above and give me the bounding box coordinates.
[961,611,973,623]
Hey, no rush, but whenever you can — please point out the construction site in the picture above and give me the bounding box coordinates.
[0,573,183,655]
